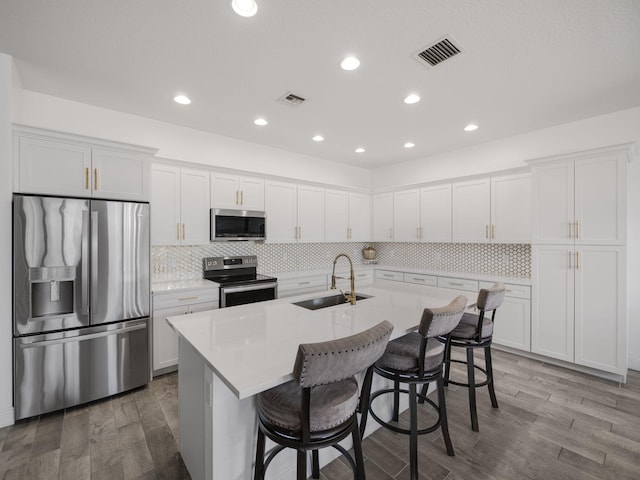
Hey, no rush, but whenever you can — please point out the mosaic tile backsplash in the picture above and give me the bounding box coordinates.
[152,242,530,281]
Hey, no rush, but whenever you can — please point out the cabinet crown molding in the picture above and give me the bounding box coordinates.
[525,143,634,167]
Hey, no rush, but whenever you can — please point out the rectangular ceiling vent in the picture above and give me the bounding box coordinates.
[278,92,306,106]
[414,36,463,68]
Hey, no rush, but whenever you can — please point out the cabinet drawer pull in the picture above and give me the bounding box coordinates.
[182,223,185,240]
[178,296,199,301]
[411,277,425,282]
[176,223,180,240]
[491,224,495,239]
[485,225,489,239]
[94,168,98,190]
[568,250,572,269]
[575,220,580,239]
[449,282,464,286]
[576,251,580,270]
[568,221,573,239]
[357,274,367,277]
[383,274,394,278]
[236,190,239,205]
[240,190,244,205]
[298,281,310,285]
[85,167,89,190]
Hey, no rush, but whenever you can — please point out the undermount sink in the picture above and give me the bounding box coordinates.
[292,293,373,310]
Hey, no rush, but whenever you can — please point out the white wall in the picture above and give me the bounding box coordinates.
[19,91,371,190]
[371,107,640,189]
[0,54,15,427]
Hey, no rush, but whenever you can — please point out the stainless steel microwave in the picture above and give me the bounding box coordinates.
[210,208,266,241]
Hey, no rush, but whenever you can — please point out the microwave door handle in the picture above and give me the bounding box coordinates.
[81,210,90,315]
[222,282,278,295]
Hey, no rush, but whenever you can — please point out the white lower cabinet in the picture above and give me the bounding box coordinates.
[152,287,218,374]
[532,245,626,375]
[480,281,531,352]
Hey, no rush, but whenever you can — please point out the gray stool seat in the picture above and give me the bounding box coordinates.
[378,335,445,372]
[257,377,358,433]
[450,312,493,339]
[253,320,394,480]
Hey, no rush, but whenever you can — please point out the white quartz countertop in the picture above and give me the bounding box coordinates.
[167,284,468,400]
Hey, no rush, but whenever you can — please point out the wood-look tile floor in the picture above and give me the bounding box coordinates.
[1,349,639,479]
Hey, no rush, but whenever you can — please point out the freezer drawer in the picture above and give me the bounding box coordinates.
[14,319,150,420]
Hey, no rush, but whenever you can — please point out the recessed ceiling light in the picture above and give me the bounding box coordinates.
[312,135,324,142]
[340,56,360,71]
[254,118,268,126]
[231,0,257,17]
[464,123,478,132]
[404,94,420,105]
[404,142,415,148]
[355,147,365,153]
[173,95,191,105]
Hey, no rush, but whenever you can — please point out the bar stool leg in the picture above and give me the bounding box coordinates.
[254,428,266,480]
[393,379,400,422]
[351,422,366,479]
[409,383,419,480]
[437,376,455,456]
[312,450,320,479]
[443,336,452,386]
[485,346,499,408]
[466,347,479,432]
[297,449,307,480]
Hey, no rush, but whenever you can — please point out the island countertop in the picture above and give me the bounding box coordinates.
[167,284,466,400]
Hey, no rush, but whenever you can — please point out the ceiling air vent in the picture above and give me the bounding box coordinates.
[278,92,306,106]
[414,36,462,68]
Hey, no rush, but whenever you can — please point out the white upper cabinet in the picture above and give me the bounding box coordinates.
[348,192,371,242]
[210,172,264,211]
[14,127,152,201]
[393,189,421,242]
[530,145,628,245]
[420,184,452,243]
[297,185,325,243]
[372,193,394,241]
[265,181,324,243]
[92,148,149,201]
[452,178,491,243]
[490,173,531,243]
[151,165,210,246]
[325,190,371,242]
[325,189,349,241]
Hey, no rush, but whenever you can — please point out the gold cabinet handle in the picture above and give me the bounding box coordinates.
[182,223,185,240]
[569,221,573,239]
[178,296,199,301]
[420,227,423,239]
[491,224,495,239]
[449,282,464,287]
[94,168,98,190]
[568,250,572,269]
[85,167,89,190]
[240,190,244,205]
[485,225,489,239]
[576,251,580,270]
[176,223,180,240]
[235,190,239,205]
[575,220,580,239]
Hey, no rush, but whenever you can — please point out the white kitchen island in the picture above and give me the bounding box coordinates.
[167,284,466,480]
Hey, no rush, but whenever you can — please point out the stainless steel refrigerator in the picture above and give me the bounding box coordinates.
[13,194,150,420]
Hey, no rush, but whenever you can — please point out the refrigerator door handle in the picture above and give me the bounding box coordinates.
[91,210,98,312]
[81,210,90,315]
[18,323,147,348]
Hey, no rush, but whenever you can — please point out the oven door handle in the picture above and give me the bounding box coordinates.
[221,282,278,295]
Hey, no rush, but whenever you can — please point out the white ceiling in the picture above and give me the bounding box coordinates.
[1,0,639,168]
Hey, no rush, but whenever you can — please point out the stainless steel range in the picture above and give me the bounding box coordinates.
[203,255,277,308]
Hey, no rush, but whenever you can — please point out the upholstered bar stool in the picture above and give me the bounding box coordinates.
[362,296,467,480]
[253,320,393,480]
[438,283,505,432]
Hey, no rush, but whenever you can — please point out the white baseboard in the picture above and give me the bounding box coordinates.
[628,355,640,371]
[0,406,15,428]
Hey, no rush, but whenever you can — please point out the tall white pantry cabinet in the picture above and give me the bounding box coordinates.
[528,144,631,376]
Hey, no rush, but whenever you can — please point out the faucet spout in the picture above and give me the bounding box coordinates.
[330,253,356,305]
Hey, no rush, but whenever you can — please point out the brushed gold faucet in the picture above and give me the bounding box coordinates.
[330,253,356,305]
